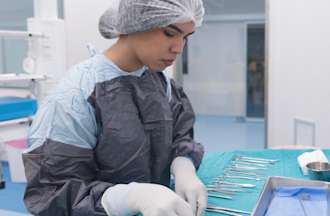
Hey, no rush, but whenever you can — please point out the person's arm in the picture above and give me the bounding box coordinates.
[169,80,207,216]
[23,86,113,216]
[170,79,204,168]
[23,140,112,216]
[24,122,194,216]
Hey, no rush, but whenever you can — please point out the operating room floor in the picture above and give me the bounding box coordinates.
[194,115,265,152]
[0,115,265,214]
[0,163,30,215]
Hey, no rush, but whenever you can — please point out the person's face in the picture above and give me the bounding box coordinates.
[128,21,195,72]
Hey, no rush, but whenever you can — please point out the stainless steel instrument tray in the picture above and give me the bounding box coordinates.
[251,176,330,216]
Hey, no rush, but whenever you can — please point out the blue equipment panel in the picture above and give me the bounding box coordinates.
[0,97,37,121]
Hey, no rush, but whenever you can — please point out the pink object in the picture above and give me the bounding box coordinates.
[5,138,27,149]
[4,138,28,182]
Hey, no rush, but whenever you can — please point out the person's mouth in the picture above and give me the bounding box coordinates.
[162,59,175,66]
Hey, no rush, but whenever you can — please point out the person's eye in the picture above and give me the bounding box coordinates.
[164,30,176,37]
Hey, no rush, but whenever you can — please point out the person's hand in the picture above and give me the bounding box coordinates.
[171,157,207,216]
[101,182,194,216]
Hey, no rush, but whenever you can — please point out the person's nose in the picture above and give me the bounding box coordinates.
[170,38,186,54]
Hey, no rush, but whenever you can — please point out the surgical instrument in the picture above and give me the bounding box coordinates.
[231,160,269,167]
[214,181,256,188]
[224,171,264,179]
[206,208,243,216]
[208,187,246,193]
[298,193,311,216]
[223,175,262,181]
[231,164,268,170]
[225,168,265,176]
[208,193,233,200]
[207,204,251,215]
[237,156,278,163]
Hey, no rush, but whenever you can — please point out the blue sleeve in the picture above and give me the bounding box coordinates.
[27,64,98,151]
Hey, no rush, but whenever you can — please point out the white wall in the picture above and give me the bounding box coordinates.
[186,21,246,116]
[267,0,330,148]
[204,0,265,15]
[184,15,265,116]
[182,0,265,117]
[63,0,118,68]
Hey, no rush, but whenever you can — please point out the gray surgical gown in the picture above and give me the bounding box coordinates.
[23,53,204,216]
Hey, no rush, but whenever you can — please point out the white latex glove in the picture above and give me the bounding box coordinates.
[171,157,207,216]
[101,182,194,216]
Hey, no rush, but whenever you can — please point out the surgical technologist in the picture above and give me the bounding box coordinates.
[23,0,207,215]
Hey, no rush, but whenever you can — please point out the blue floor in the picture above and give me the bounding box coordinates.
[0,162,30,215]
[194,115,265,152]
[0,115,265,214]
